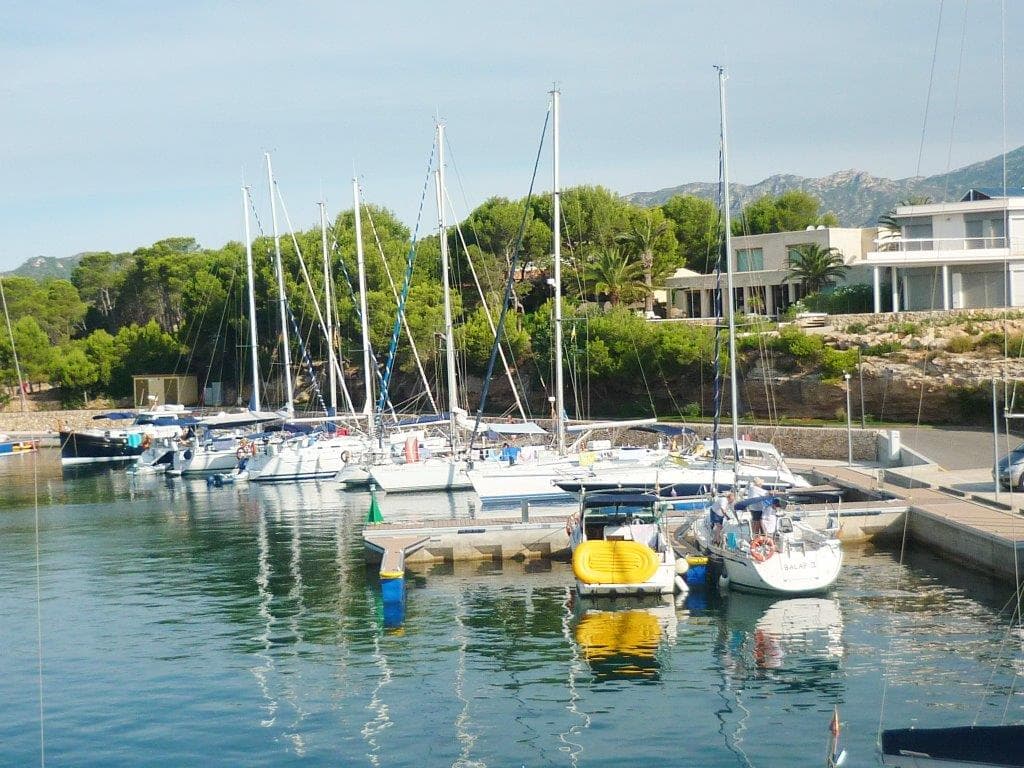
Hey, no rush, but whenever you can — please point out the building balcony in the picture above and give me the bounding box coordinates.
[866,236,1015,266]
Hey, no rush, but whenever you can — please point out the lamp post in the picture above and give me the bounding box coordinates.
[844,373,853,467]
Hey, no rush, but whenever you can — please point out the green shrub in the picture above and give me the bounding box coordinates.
[863,341,902,356]
[845,322,867,334]
[820,347,859,379]
[945,335,974,353]
[776,325,824,360]
[886,321,920,336]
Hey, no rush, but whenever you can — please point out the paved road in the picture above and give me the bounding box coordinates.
[896,424,1022,470]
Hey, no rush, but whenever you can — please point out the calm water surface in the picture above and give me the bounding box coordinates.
[2,449,1022,767]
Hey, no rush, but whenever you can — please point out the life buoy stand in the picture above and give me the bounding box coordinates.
[749,535,776,563]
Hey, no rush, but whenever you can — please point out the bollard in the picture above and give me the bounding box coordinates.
[521,500,529,522]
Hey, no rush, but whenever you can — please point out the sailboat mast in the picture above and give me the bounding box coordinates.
[0,276,26,412]
[435,123,460,448]
[352,178,374,440]
[242,186,261,411]
[266,153,295,416]
[319,201,338,415]
[552,87,566,455]
[717,67,740,446]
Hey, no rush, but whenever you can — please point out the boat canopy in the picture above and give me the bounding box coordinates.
[198,411,283,429]
[137,415,200,426]
[395,413,450,427]
[479,422,547,436]
[632,423,696,438]
[583,492,660,509]
[733,495,781,511]
[93,411,137,421]
[566,417,658,433]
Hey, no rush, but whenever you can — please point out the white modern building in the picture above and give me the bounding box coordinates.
[864,189,1024,312]
[664,226,875,318]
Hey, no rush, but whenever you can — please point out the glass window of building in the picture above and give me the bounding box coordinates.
[735,248,764,271]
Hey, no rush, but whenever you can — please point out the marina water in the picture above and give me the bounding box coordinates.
[2,450,1022,767]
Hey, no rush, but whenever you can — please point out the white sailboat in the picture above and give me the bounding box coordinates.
[369,122,473,493]
[246,154,363,482]
[692,67,842,596]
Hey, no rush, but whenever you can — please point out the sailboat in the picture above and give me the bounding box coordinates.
[691,67,842,595]
[245,154,367,482]
[368,122,474,493]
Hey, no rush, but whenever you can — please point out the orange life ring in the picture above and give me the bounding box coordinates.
[749,535,776,563]
[141,435,152,450]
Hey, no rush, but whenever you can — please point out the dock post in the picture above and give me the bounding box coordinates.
[521,500,530,522]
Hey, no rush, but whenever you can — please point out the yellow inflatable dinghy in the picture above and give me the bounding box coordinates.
[572,539,660,585]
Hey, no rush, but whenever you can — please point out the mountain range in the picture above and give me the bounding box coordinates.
[627,146,1024,226]
[4,254,84,280]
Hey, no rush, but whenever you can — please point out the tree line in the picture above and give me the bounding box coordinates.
[2,187,844,415]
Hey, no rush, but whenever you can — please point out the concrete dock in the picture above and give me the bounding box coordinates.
[796,461,1024,582]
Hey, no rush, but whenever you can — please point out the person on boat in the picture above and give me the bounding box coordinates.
[709,491,735,546]
[748,478,768,535]
[762,496,782,537]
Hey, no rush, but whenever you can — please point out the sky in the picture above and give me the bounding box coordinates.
[3,1,1022,271]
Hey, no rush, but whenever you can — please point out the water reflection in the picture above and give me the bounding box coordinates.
[570,596,678,682]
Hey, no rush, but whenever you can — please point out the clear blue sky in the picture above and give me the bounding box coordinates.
[3,0,1020,270]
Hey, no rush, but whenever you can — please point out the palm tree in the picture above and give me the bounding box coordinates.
[878,195,933,251]
[616,211,671,314]
[786,244,849,294]
[585,247,646,307]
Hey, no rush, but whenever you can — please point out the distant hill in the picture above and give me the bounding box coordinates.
[627,146,1024,226]
[4,254,84,280]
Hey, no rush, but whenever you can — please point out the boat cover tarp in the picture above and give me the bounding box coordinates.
[631,423,696,438]
[479,422,547,436]
[395,413,449,427]
[138,415,199,426]
[199,411,283,429]
[93,412,137,421]
[881,725,1024,766]
[733,495,781,511]
[566,418,658,433]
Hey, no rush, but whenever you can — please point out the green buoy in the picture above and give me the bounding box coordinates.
[367,484,383,524]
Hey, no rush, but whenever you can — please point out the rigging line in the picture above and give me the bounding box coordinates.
[916,0,945,177]
[941,0,970,203]
[377,137,436,426]
[275,188,356,415]
[33,452,45,768]
[196,260,240,391]
[325,229,400,421]
[469,105,550,449]
[360,195,439,414]
[445,183,530,422]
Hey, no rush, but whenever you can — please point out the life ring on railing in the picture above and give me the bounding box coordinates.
[749,535,776,563]
[341,450,352,464]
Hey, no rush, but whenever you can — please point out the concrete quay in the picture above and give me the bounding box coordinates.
[798,460,1024,583]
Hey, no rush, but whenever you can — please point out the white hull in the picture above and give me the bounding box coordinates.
[468,458,583,505]
[694,510,843,595]
[369,459,471,493]
[246,435,363,482]
[169,446,241,476]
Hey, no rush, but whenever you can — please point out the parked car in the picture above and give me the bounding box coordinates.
[994,442,1024,489]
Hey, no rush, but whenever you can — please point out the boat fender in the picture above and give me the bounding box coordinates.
[674,574,689,594]
[674,558,689,575]
[718,574,730,592]
[750,535,776,563]
[341,450,351,464]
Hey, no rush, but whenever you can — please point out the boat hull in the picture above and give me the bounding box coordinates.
[60,430,142,464]
[881,724,1024,767]
[369,459,472,493]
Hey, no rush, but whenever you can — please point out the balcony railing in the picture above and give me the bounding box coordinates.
[875,235,1008,252]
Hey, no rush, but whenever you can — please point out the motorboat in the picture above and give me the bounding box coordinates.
[567,491,687,597]
[692,493,843,595]
[60,406,194,465]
